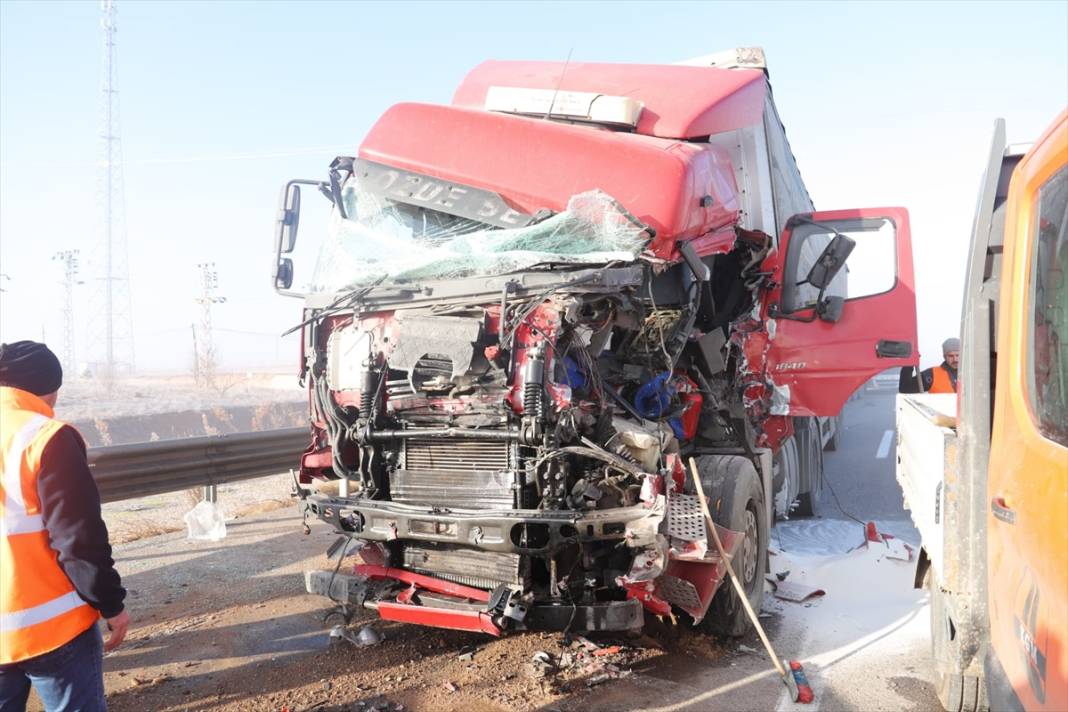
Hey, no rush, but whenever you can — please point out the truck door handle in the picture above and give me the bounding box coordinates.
[876,340,912,358]
[991,497,1016,525]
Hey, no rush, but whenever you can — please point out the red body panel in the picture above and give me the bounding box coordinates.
[358,103,740,254]
[759,207,918,416]
[376,602,502,636]
[453,61,767,139]
[355,564,491,602]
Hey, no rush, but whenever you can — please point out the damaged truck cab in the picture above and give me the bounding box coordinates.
[274,48,919,637]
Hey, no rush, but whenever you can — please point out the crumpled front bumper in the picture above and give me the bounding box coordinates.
[304,565,644,634]
[301,493,663,555]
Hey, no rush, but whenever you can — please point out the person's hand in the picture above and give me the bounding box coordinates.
[104,610,129,652]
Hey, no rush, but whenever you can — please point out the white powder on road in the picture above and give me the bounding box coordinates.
[770,518,933,711]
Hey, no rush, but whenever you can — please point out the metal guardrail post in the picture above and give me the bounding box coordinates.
[203,484,218,503]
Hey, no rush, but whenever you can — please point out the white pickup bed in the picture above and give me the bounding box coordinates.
[895,393,958,581]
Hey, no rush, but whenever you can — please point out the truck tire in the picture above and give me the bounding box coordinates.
[926,569,989,712]
[792,420,822,518]
[824,414,842,452]
[772,437,800,520]
[687,455,768,637]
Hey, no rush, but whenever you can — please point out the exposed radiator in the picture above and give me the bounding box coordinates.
[403,438,512,472]
[393,438,516,509]
[402,543,522,590]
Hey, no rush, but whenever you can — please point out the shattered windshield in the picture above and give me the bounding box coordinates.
[308,179,650,294]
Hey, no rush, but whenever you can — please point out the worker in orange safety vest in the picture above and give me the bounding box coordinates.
[922,337,960,393]
[898,337,960,394]
[0,341,128,712]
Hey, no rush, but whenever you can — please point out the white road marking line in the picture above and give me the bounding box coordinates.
[876,429,894,459]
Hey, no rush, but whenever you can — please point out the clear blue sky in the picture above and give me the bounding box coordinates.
[1,0,1066,373]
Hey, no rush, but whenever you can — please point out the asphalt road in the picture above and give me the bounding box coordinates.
[816,381,921,529]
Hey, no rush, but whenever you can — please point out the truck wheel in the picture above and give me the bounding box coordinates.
[793,489,819,517]
[824,414,842,452]
[791,420,822,518]
[926,569,989,712]
[688,455,768,637]
[772,437,800,520]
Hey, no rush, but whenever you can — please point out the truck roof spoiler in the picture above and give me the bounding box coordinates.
[674,47,768,73]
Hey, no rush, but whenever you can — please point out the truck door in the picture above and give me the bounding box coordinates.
[758,207,918,416]
[986,112,1068,712]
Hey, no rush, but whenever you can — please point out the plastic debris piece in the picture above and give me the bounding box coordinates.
[770,581,826,603]
[329,624,382,647]
[183,500,226,541]
[865,521,915,561]
[593,645,622,657]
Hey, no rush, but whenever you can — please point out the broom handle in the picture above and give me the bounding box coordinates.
[689,457,788,679]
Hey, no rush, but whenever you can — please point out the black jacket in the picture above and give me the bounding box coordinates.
[36,425,126,619]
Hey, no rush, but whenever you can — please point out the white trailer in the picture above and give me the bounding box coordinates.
[680,48,842,518]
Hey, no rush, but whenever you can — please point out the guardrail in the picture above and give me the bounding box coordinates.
[88,427,308,503]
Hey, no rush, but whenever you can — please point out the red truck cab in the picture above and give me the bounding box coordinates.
[274,49,918,637]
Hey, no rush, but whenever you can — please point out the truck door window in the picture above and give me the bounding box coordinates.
[1028,165,1068,447]
[782,217,897,313]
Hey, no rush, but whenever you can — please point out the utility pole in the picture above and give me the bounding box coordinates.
[195,263,226,388]
[89,0,135,387]
[190,323,201,386]
[52,250,84,376]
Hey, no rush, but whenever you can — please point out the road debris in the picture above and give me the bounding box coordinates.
[865,521,915,561]
[329,623,383,647]
[767,579,827,603]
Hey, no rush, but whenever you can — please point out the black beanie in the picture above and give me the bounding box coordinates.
[0,341,63,396]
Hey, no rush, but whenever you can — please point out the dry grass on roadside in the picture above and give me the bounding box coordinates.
[107,497,296,545]
[110,518,185,545]
[232,497,294,519]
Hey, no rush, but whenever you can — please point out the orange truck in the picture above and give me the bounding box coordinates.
[896,110,1067,711]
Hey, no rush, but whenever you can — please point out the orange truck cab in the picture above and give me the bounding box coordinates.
[896,110,1067,711]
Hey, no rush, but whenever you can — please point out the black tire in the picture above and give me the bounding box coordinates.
[926,570,989,712]
[824,416,841,452]
[772,437,799,520]
[793,489,819,517]
[687,455,768,637]
[792,421,822,518]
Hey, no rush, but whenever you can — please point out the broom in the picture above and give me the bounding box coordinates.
[688,457,812,703]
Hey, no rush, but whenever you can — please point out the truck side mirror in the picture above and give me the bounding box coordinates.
[816,295,844,323]
[803,234,855,290]
[274,257,294,291]
[276,184,301,254]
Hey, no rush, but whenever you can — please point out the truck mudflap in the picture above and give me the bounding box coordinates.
[305,565,644,634]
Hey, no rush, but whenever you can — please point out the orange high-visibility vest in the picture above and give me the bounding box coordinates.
[928,365,957,394]
[1,387,98,664]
